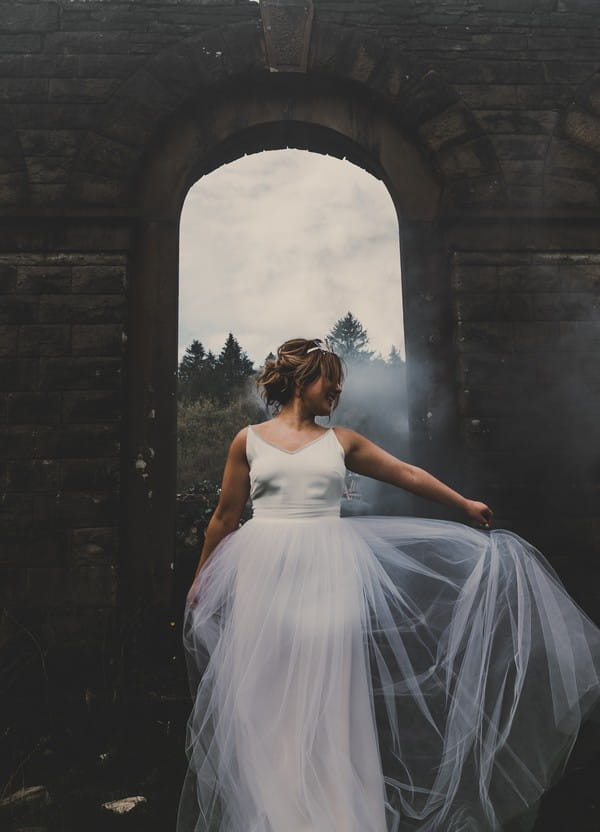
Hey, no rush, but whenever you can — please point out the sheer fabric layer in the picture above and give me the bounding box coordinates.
[177,515,600,832]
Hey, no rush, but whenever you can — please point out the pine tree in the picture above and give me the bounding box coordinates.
[216,333,255,402]
[388,344,404,366]
[327,312,373,362]
[178,340,206,402]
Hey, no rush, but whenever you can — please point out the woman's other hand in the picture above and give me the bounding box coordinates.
[464,499,494,529]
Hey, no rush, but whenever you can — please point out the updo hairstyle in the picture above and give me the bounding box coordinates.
[256,338,345,412]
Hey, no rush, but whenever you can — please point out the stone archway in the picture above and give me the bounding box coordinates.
[67,18,501,612]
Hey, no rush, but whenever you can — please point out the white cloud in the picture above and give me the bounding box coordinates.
[179,149,405,366]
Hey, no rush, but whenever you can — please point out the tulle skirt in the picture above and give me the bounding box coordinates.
[176,515,600,832]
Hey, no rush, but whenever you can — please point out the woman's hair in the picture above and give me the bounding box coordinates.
[256,338,345,412]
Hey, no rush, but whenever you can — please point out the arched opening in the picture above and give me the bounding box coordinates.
[125,78,458,617]
[175,148,410,585]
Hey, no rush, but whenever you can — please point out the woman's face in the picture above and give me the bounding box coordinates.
[297,373,342,416]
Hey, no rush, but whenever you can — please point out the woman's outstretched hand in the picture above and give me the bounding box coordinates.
[464,499,494,530]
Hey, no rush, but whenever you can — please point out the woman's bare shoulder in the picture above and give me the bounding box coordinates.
[331,425,363,452]
[229,426,249,453]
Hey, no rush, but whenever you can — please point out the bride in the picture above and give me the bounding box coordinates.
[177,337,600,832]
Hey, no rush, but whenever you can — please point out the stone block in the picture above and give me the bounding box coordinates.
[0,358,39,391]
[61,389,121,423]
[418,104,480,152]
[25,565,117,607]
[52,490,119,527]
[26,156,71,185]
[455,321,514,353]
[499,264,562,292]
[0,3,59,34]
[533,292,599,321]
[48,77,118,102]
[455,84,518,109]
[71,526,118,567]
[0,263,17,292]
[76,133,139,181]
[451,265,498,292]
[501,160,544,187]
[72,324,123,356]
[71,265,125,293]
[544,175,599,208]
[39,356,122,390]
[459,352,538,389]
[54,425,120,459]
[7,391,61,423]
[59,458,119,491]
[559,263,600,292]
[15,266,71,294]
[0,296,38,324]
[397,71,459,126]
[3,457,59,491]
[39,295,126,324]
[0,325,18,355]
[455,293,535,322]
[515,84,573,109]
[491,135,549,161]
[512,320,563,351]
[0,532,63,565]
[0,425,38,459]
[546,137,600,177]
[437,137,499,178]
[442,174,506,209]
[474,110,557,135]
[0,566,29,606]
[562,107,600,154]
[18,324,70,356]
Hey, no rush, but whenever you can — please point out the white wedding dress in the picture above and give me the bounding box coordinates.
[176,425,600,832]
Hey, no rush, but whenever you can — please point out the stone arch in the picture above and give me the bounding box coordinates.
[91,19,504,608]
[545,69,600,208]
[0,99,29,209]
[67,20,502,215]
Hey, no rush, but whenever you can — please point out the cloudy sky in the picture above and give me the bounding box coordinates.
[178,149,405,367]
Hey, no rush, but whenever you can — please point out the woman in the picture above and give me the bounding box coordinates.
[177,337,600,832]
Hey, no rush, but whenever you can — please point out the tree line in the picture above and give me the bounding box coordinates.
[177,312,404,406]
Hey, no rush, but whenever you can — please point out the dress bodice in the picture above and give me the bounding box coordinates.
[246,424,347,519]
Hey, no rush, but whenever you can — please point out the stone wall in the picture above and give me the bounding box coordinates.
[0,0,599,706]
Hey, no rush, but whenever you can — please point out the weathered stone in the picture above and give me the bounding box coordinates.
[437,137,499,178]
[71,264,125,293]
[455,293,535,322]
[7,391,61,423]
[18,324,70,356]
[451,265,498,292]
[38,295,126,323]
[0,296,38,324]
[499,264,562,292]
[418,104,480,152]
[562,107,600,154]
[39,357,122,390]
[544,175,599,207]
[60,458,119,491]
[71,526,117,566]
[0,358,39,390]
[533,291,599,320]
[61,389,121,423]
[0,324,18,355]
[455,321,514,352]
[72,324,123,356]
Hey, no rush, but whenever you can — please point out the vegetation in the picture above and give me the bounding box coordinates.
[176,318,408,514]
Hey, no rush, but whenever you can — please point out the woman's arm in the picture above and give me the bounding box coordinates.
[334,426,493,527]
[187,428,251,604]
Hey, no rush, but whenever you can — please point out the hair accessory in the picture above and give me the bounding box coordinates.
[306,339,334,355]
